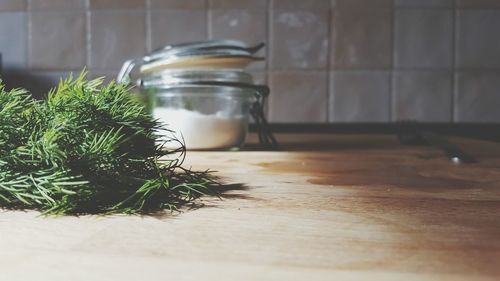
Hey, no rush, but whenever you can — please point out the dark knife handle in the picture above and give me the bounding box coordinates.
[422,132,477,164]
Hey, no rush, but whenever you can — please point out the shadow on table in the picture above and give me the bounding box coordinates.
[148,182,254,219]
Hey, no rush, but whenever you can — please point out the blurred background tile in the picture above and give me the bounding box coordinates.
[210,10,267,46]
[210,8,267,70]
[393,71,452,122]
[0,0,26,11]
[30,11,85,70]
[394,9,453,69]
[152,0,207,9]
[330,71,391,122]
[336,0,392,9]
[270,4,329,70]
[0,12,27,69]
[333,5,392,69]
[456,0,500,8]
[90,0,145,9]
[150,10,207,50]
[269,71,328,122]
[272,0,330,10]
[90,10,146,71]
[0,0,498,124]
[455,72,500,122]
[456,10,500,69]
[30,0,86,10]
[395,0,454,7]
[211,0,267,9]
[248,71,267,85]
[88,71,118,84]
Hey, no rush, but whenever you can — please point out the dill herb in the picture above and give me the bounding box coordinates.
[0,73,216,215]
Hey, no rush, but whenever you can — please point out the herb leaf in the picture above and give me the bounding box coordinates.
[0,72,216,215]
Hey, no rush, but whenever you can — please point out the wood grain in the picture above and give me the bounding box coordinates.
[0,134,499,280]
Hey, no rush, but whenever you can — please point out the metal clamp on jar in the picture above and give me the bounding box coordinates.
[117,40,277,151]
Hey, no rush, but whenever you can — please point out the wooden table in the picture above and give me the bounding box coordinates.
[1,134,499,281]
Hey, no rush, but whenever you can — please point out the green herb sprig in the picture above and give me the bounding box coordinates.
[0,73,216,215]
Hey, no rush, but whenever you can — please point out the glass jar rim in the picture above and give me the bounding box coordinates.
[140,69,253,86]
[149,84,258,99]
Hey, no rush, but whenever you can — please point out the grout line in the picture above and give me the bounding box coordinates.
[85,0,91,70]
[266,0,274,120]
[452,3,458,122]
[389,0,396,122]
[206,0,212,40]
[145,0,152,52]
[395,7,456,10]
[267,0,274,73]
[26,0,32,70]
[263,0,270,75]
[453,7,500,10]
[326,1,334,123]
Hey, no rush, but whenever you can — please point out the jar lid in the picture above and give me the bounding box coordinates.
[139,54,262,74]
[117,40,264,84]
[144,40,263,62]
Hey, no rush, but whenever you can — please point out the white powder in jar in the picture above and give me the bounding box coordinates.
[153,108,247,150]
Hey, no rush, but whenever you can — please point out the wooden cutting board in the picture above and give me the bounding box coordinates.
[0,134,499,281]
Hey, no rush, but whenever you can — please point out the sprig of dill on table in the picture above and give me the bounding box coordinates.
[0,72,216,215]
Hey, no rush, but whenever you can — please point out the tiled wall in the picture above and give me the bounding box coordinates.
[1,0,500,123]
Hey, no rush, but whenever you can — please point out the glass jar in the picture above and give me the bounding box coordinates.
[148,85,256,150]
[140,70,260,150]
[117,39,277,150]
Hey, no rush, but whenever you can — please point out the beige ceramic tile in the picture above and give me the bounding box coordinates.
[210,9,266,45]
[210,9,267,70]
[150,10,207,50]
[88,71,118,85]
[456,10,500,69]
[90,10,146,71]
[330,71,391,122]
[90,0,145,9]
[210,0,267,9]
[336,0,393,9]
[271,9,329,70]
[455,72,500,122]
[393,71,452,122]
[395,0,454,7]
[394,9,453,69]
[457,0,500,8]
[151,0,207,9]
[272,0,330,10]
[30,12,85,70]
[333,6,392,69]
[30,0,86,10]
[269,71,328,123]
[246,71,267,86]
[0,12,27,68]
[0,0,26,11]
